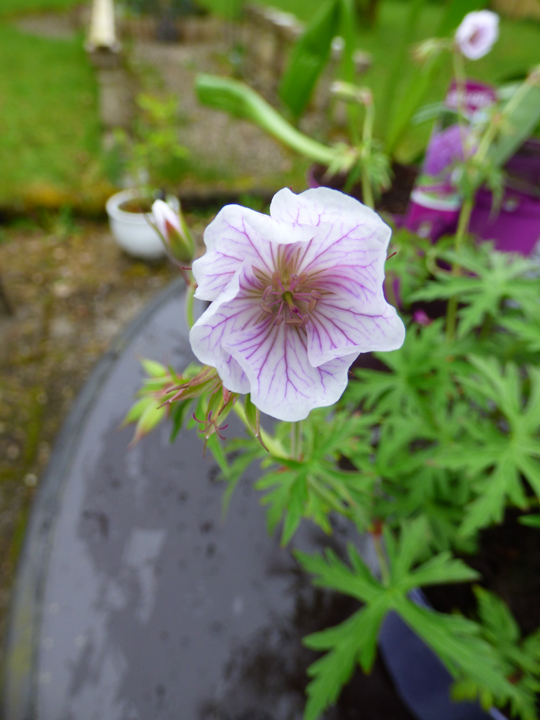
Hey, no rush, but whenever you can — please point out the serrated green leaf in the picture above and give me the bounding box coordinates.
[406,553,479,589]
[205,433,229,476]
[122,396,154,427]
[475,587,520,645]
[519,514,540,528]
[135,399,167,440]
[140,358,168,377]
[169,399,193,443]
[303,602,388,720]
[295,548,381,604]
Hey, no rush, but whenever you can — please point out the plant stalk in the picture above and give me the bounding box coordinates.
[232,401,286,459]
[446,196,473,342]
[361,101,375,209]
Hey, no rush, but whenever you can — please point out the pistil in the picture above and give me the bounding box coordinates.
[259,271,322,330]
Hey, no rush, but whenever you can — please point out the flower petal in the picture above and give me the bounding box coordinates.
[271,187,385,232]
[193,205,276,301]
[193,203,316,301]
[306,298,405,367]
[189,269,256,393]
[224,318,357,422]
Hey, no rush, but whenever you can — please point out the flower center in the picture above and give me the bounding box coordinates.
[259,270,322,330]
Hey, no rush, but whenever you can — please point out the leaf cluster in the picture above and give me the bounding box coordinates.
[296,519,539,720]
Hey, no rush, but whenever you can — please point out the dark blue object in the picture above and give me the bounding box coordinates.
[379,589,507,720]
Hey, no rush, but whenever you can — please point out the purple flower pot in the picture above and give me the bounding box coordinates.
[469,187,540,255]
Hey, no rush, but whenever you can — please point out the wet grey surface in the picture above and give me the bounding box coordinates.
[2,283,416,720]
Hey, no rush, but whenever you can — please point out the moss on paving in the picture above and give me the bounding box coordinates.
[0,0,81,19]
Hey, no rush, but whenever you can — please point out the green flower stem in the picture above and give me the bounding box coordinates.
[452,50,467,127]
[361,102,375,209]
[196,74,343,168]
[232,401,287,459]
[185,276,196,330]
[372,533,391,586]
[446,196,473,342]
[291,420,303,461]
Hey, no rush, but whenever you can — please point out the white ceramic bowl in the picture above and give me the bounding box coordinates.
[106,189,178,260]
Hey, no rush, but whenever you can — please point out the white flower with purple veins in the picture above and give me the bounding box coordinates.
[455,10,499,60]
[190,188,405,422]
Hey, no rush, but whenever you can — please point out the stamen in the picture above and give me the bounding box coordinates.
[309,298,318,312]
[274,315,284,326]
[286,318,303,326]
[289,274,301,291]
[311,291,322,300]
[262,285,272,301]
[261,303,274,314]
[299,316,309,329]
[272,271,284,291]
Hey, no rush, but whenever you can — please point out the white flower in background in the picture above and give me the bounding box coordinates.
[455,10,500,60]
[152,199,194,264]
[189,188,405,422]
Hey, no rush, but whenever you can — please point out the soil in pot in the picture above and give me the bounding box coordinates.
[422,510,540,716]
[424,510,540,635]
[310,162,418,215]
[119,198,154,213]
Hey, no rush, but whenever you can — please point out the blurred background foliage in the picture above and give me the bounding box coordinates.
[0,0,539,209]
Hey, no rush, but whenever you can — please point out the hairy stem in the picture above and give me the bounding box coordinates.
[372,533,391,586]
[446,197,473,342]
[361,102,375,209]
[232,402,286,459]
[185,278,196,330]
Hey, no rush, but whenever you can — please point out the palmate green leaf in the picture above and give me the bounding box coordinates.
[519,513,540,528]
[346,320,463,421]
[501,315,540,354]
[384,229,432,306]
[220,438,268,512]
[256,411,375,543]
[411,244,539,339]
[296,522,488,720]
[440,359,540,535]
[472,588,540,719]
[475,587,520,646]
[302,600,390,720]
[384,518,479,590]
[296,545,381,603]
[394,597,521,708]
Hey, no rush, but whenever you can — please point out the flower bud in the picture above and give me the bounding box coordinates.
[152,199,195,265]
[330,81,372,107]
[455,11,499,61]
[412,38,445,64]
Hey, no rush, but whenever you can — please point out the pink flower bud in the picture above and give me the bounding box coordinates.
[455,11,499,61]
[152,199,194,264]
[413,309,432,327]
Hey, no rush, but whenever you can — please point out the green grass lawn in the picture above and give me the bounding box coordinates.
[0,0,81,19]
[0,17,103,208]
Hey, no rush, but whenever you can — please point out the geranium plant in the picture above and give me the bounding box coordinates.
[124,9,540,720]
